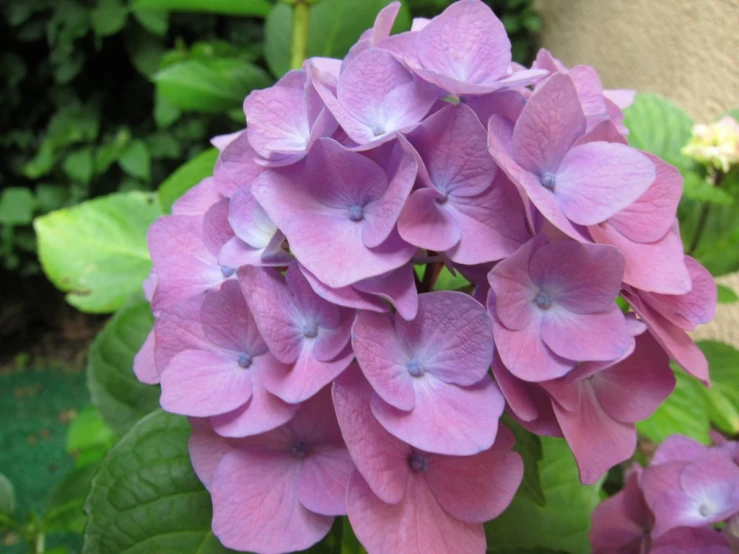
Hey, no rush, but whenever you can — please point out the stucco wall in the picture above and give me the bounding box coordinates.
[536,0,739,122]
[537,0,739,346]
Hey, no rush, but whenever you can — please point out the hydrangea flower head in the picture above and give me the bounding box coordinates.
[133,1,719,552]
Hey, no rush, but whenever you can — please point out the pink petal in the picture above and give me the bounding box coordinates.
[188,418,237,490]
[426,430,523,523]
[297,444,354,516]
[446,173,531,265]
[332,365,410,504]
[417,0,510,86]
[347,471,486,554]
[529,240,624,314]
[200,280,266,354]
[372,374,504,455]
[589,223,691,295]
[299,265,389,313]
[352,310,416,411]
[553,383,637,484]
[238,266,303,363]
[592,333,675,423]
[488,238,539,330]
[555,142,656,225]
[540,307,633,362]
[394,291,494,386]
[211,450,332,553]
[209,367,297,437]
[160,350,253,417]
[133,328,159,384]
[512,73,586,173]
[608,153,683,243]
[263,343,354,404]
[398,187,462,252]
[354,264,419,321]
[624,289,709,384]
[652,435,709,466]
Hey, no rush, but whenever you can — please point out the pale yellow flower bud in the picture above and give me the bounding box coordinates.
[682,116,739,173]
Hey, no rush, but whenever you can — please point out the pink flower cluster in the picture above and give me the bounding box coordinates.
[590,434,739,553]
[132,1,718,552]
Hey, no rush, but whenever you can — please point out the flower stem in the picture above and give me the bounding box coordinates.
[290,0,310,70]
[688,169,725,255]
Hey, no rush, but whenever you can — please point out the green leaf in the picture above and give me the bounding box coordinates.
[682,171,734,205]
[125,25,166,76]
[133,0,271,17]
[63,146,95,184]
[158,148,219,213]
[623,93,694,171]
[504,417,545,507]
[34,192,160,313]
[637,369,711,444]
[119,139,152,181]
[35,184,68,213]
[45,463,99,533]
[155,58,271,113]
[87,299,160,436]
[264,0,411,78]
[0,187,35,225]
[0,472,15,516]
[91,0,129,37]
[434,266,471,291]
[67,406,118,466]
[697,341,739,434]
[717,284,739,303]
[154,91,182,128]
[484,437,601,554]
[83,410,235,553]
[132,8,169,36]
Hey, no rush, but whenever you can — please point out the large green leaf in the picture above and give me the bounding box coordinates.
[83,410,235,553]
[87,299,160,436]
[637,369,711,444]
[623,93,694,172]
[91,0,128,37]
[155,58,271,113]
[264,0,411,77]
[34,192,160,313]
[696,341,739,434]
[133,0,271,17]
[717,284,739,304]
[158,148,219,213]
[484,437,601,554]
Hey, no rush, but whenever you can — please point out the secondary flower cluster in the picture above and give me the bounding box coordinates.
[590,434,739,553]
[133,1,718,552]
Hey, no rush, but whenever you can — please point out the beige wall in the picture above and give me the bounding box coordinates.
[538,0,739,347]
[537,0,739,122]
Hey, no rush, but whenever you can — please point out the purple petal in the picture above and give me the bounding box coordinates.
[347,471,486,554]
[211,450,332,553]
[353,264,419,321]
[297,444,354,516]
[417,0,511,87]
[398,187,462,252]
[133,328,159,385]
[371,374,504,455]
[555,142,656,225]
[512,73,586,173]
[160,350,253,417]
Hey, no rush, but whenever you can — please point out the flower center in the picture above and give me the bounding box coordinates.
[302,323,319,338]
[348,205,364,222]
[291,441,309,459]
[534,291,553,310]
[409,453,429,473]
[371,124,385,137]
[698,503,714,517]
[434,193,449,205]
[407,360,424,378]
[237,352,252,369]
[221,265,236,278]
[540,171,556,191]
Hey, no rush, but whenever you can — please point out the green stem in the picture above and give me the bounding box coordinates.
[290,1,310,70]
[35,532,45,554]
[688,169,725,255]
[331,517,344,554]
